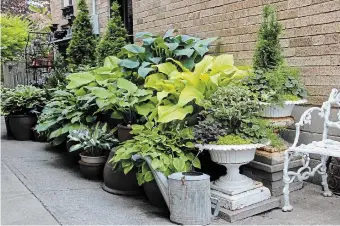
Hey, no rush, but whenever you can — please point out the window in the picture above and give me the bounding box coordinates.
[62,0,73,7]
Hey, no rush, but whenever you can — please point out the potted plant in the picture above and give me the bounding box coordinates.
[111,122,200,205]
[194,86,282,191]
[247,5,307,118]
[68,122,118,180]
[1,85,47,141]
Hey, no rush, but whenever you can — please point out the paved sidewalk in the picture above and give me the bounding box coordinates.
[1,119,340,225]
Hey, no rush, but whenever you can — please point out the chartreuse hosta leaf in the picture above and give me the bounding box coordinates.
[66,72,95,89]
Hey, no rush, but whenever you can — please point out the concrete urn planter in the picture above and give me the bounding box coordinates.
[196,143,267,192]
[260,99,307,118]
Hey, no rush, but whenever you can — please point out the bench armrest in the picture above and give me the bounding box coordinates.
[292,107,324,148]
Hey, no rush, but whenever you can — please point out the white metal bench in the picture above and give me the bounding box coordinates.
[282,89,340,212]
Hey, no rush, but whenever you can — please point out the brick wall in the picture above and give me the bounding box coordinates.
[132,0,340,105]
[50,0,110,34]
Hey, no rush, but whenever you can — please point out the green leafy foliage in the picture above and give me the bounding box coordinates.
[68,122,118,156]
[111,123,200,185]
[253,5,283,71]
[245,66,307,103]
[1,85,47,115]
[144,54,252,123]
[212,135,253,145]
[45,53,68,88]
[96,1,128,65]
[194,86,281,145]
[35,89,98,146]
[117,30,217,77]
[66,0,97,70]
[0,14,30,61]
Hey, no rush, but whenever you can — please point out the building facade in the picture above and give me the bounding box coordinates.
[51,0,340,106]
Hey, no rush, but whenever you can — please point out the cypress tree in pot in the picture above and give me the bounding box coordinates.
[1,85,47,141]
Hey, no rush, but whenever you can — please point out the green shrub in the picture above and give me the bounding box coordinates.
[66,0,97,70]
[0,14,30,61]
[253,5,283,71]
[96,1,128,65]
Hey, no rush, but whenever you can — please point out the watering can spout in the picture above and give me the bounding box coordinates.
[132,154,170,208]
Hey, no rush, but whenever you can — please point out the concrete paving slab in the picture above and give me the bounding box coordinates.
[4,158,101,192]
[35,189,171,225]
[1,163,30,198]
[2,193,59,225]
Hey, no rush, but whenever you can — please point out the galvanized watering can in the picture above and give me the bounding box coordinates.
[133,155,219,225]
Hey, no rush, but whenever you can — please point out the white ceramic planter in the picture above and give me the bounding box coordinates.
[260,99,307,118]
[79,153,107,164]
[195,143,266,192]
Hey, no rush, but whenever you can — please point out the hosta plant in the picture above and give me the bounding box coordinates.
[110,122,200,185]
[68,122,119,156]
[1,85,47,115]
[144,54,252,123]
[118,30,217,77]
[35,89,98,146]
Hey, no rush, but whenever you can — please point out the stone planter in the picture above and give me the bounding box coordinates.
[260,99,307,118]
[196,143,267,192]
[8,115,37,141]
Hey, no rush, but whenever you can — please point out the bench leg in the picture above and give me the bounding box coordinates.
[320,155,333,197]
[282,151,293,212]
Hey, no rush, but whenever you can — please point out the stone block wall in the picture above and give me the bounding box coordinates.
[132,0,340,105]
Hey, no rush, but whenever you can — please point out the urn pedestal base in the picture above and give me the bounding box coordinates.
[211,182,280,222]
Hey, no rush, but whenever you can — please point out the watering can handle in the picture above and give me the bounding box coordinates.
[211,197,220,217]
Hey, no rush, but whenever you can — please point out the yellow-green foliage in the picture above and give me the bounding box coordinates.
[1,14,30,61]
[213,135,253,145]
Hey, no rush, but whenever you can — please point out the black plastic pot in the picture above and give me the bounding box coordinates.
[117,124,133,142]
[102,150,142,195]
[143,180,168,209]
[79,160,104,180]
[8,115,37,141]
[4,116,13,137]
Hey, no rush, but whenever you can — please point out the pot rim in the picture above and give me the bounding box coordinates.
[79,153,106,159]
[7,114,37,118]
[195,142,268,151]
[117,124,132,129]
[259,99,307,106]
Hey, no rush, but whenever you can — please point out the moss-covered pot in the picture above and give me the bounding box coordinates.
[8,115,37,141]
[102,150,142,195]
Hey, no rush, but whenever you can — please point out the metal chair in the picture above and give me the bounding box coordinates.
[282,89,340,212]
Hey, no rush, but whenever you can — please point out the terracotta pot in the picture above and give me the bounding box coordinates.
[117,124,133,142]
[102,150,142,195]
[143,180,168,209]
[79,160,104,180]
[8,115,37,141]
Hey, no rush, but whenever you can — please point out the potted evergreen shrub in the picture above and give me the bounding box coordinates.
[194,86,282,191]
[248,5,307,118]
[95,0,128,65]
[1,85,47,141]
[68,122,118,180]
[66,0,97,70]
